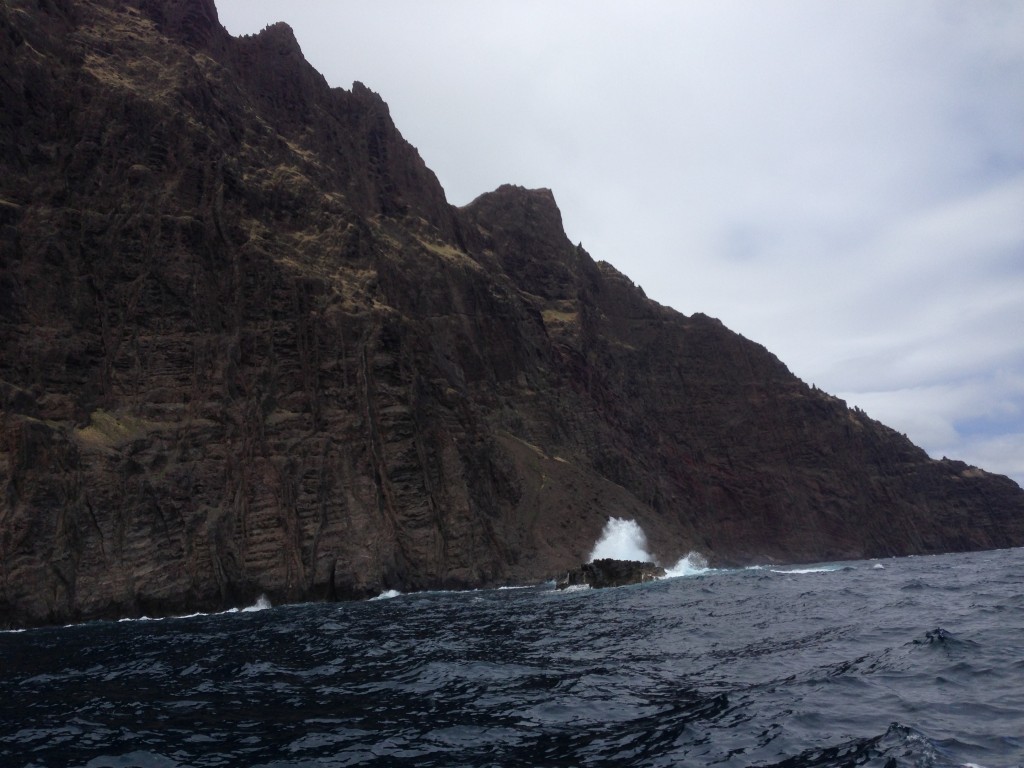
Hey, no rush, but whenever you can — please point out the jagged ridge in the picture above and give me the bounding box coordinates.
[0,0,1021,628]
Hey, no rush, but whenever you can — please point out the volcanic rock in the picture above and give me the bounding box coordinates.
[1,0,1022,628]
[557,559,667,590]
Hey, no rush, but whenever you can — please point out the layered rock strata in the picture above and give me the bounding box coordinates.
[1,0,1022,627]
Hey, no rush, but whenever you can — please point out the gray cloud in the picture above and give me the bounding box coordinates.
[218,0,1024,485]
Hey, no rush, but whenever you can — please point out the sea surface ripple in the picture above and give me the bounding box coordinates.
[2,547,1023,767]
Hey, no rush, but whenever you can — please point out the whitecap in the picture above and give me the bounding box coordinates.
[370,589,402,601]
[663,551,712,578]
[769,566,845,574]
[241,595,272,612]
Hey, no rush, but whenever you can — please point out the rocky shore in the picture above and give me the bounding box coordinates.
[556,560,668,590]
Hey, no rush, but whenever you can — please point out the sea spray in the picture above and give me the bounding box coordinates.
[588,517,655,562]
[664,551,711,578]
[588,518,712,579]
[242,594,272,612]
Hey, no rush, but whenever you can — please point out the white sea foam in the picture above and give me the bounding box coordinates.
[560,584,591,593]
[587,517,713,580]
[215,594,273,615]
[241,595,272,612]
[770,566,844,574]
[664,551,712,578]
[111,595,271,624]
[370,589,402,601]
[588,517,654,562]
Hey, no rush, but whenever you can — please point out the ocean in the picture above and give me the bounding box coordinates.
[2,546,1023,767]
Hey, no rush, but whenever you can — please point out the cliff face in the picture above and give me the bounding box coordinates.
[1,0,1021,628]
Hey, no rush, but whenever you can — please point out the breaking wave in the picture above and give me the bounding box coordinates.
[241,594,272,612]
[110,594,273,625]
[770,565,849,574]
[664,551,712,578]
[587,517,712,581]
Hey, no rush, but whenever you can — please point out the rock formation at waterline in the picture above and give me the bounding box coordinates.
[1,0,1023,628]
[557,560,667,590]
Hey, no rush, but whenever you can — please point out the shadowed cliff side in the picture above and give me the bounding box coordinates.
[1,0,1021,628]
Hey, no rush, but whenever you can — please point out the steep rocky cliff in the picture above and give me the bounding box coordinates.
[1,0,1022,628]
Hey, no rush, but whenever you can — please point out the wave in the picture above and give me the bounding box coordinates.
[769,566,848,574]
[110,594,273,625]
[5,547,1020,766]
[240,595,273,612]
[771,721,947,768]
[370,589,403,601]
[584,518,718,582]
[910,626,981,653]
[663,551,713,579]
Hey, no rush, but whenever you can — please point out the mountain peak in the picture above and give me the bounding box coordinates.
[251,20,302,55]
[468,184,559,210]
[463,185,566,243]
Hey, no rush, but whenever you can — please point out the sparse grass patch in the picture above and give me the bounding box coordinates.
[417,238,469,264]
[542,307,578,326]
[75,410,154,449]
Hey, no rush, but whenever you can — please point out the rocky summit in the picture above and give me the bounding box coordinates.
[1,0,1022,628]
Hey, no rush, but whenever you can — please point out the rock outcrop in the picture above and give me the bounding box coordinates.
[1,0,1022,628]
[557,559,667,590]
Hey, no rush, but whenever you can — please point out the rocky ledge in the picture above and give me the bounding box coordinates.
[557,559,668,590]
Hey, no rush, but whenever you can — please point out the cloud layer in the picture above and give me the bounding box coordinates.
[218,0,1024,486]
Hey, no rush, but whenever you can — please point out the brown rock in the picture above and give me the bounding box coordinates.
[557,559,667,590]
[0,0,1022,628]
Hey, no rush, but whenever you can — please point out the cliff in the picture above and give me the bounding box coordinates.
[1,0,1022,628]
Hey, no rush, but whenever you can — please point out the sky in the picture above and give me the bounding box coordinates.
[216,1,1024,487]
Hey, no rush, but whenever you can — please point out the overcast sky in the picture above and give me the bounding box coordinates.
[217,1,1024,487]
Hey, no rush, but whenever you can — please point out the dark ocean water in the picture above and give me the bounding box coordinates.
[3,547,1023,768]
